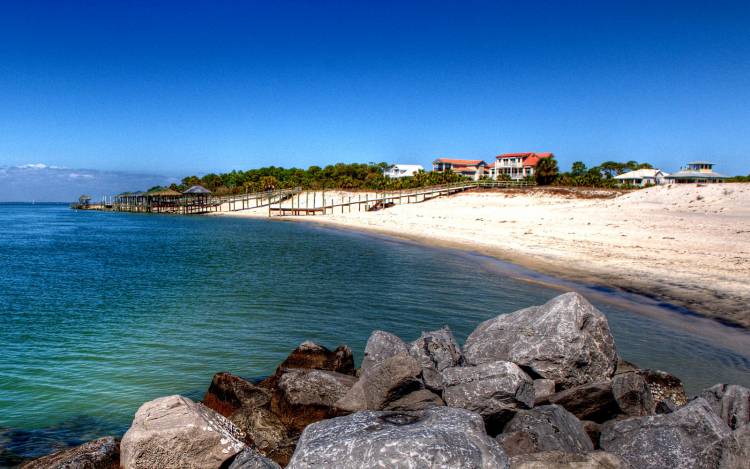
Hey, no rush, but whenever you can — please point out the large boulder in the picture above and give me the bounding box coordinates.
[612,371,654,416]
[599,397,731,469]
[464,292,618,389]
[202,372,292,465]
[383,389,445,411]
[697,423,750,469]
[699,384,750,430]
[120,395,246,469]
[228,447,282,469]
[508,451,631,468]
[271,369,357,432]
[540,381,620,423]
[360,331,409,373]
[441,361,534,434]
[498,405,594,456]
[532,379,556,405]
[408,326,463,390]
[262,342,355,388]
[336,353,423,411]
[639,369,688,408]
[20,436,120,469]
[287,407,510,468]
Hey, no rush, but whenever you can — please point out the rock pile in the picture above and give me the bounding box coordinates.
[23,292,750,468]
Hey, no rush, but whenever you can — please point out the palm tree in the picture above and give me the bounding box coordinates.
[535,157,559,185]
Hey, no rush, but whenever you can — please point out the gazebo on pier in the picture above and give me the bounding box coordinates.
[144,188,184,213]
[182,185,215,214]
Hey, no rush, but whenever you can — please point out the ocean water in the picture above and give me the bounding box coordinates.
[1,203,749,463]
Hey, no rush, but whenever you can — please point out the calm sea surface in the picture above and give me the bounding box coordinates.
[1,204,749,462]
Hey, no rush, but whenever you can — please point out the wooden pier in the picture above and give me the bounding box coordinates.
[269,180,534,217]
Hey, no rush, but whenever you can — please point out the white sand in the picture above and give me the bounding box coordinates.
[218,184,750,328]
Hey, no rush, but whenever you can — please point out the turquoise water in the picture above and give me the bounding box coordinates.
[1,204,749,463]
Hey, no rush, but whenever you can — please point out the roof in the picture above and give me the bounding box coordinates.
[496,152,554,167]
[387,164,424,170]
[614,169,667,180]
[687,161,714,165]
[668,170,727,179]
[183,185,212,194]
[433,158,486,166]
[146,188,183,197]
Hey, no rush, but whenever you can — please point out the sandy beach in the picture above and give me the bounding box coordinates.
[217,183,750,329]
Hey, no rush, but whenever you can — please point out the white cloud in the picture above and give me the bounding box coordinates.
[17,163,49,169]
[68,172,95,179]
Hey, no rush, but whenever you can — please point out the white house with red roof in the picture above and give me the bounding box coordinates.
[432,158,487,181]
[493,152,554,180]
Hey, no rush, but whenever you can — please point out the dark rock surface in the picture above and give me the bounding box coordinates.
[361,353,424,410]
[20,436,120,469]
[203,372,271,418]
[699,383,750,430]
[599,398,731,469]
[612,371,654,416]
[262,342,355,389]
[408,326,463,391]
[228,447,282,469]
[441,361,534,434]
[581,420,601,449]
[532,379,555,405]
[639,369,688,407]
[499,405,594,456]
[383,389,445,411]
[508,450,631,468]
[540,381,620,423]
[697,423,750,469]
[120,395,246,469]
[360,330,409,373]
[286,407,510,469]
[464,293,618,389]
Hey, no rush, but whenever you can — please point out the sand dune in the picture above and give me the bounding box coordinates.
[219,183,750,328]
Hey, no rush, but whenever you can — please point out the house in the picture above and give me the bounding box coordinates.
[613,169,669,187]
[432,158,487,181]
[383,164,424,178]
[493,152,553,180]
[666,161,727,184]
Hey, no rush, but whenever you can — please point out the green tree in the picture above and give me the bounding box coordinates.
[535,157,559,185]
[571,161,587,177]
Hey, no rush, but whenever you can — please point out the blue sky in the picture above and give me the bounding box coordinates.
[0,1,748,199]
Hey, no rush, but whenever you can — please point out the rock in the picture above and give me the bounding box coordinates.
[204,372,272,418]
[271,369,357,432]
[408,326,463,390]
[612,371,654,416]
[541,381,620,423]
[120,395,246,469]
[336,353,423,411]
[699,384,750,430]
[286,407,510,468]
[262,342,355,388]
[20,436,120,469]
[581,421,601,449]
[383,389,445,411]
[533,379,556,405]
[228,447,282,469]
[442,361,534,434]
[464,292,618,389]
[599,397,731,469]
[360,330,409,373]
[508,451,631,468]
[202,373,291,465]
[697,423,750,469]
[499,405,594,456]
[640,369,688,407]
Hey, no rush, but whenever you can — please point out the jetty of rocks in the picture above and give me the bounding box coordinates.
[22,292,750,468]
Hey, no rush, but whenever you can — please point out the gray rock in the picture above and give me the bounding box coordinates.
[272,369,357,432]
[581,420,601,449]
[409,326,463,390]
[464,292,618,389]
[333,378,366,413]
[228,447,282,469]
[120,395,246,469]
[533,379,556,405]
[640,369,688,407]
[499,405,594,456]
[600,397,731,469]
[508,451,631,468]
[20,436,119,469]
[362,353,424,410]
[541,381,620,423]
[442,361,534,433]
[612,371,654,416]
[697,423,750,469]
[360,330,409,373]
[655,398,679,414]
[228,407,292,465]
[383,389,445,411]
[287,407,510,469]
[699,384,750,430]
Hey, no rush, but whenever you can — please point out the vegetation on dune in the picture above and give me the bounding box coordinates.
[542,158,655,188]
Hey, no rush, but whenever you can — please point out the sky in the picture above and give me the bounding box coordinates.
[0,0,748,200]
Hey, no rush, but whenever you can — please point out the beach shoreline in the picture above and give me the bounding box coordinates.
[215,184,750,330]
